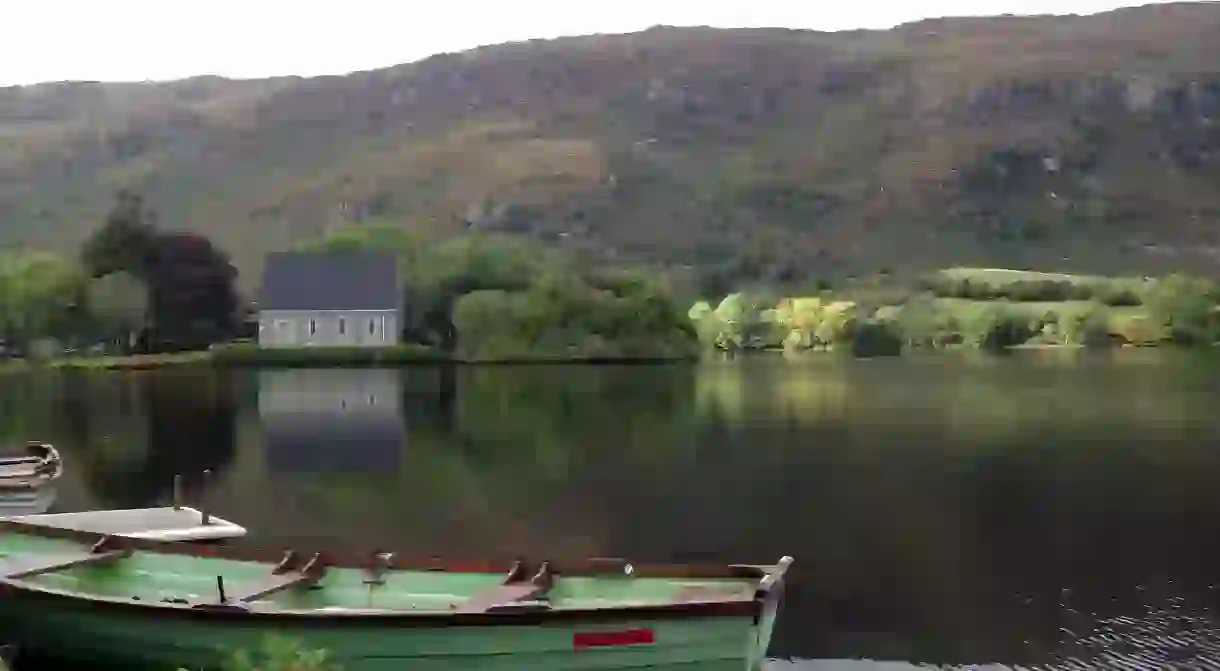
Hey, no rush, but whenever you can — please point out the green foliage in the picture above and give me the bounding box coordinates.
[689,293,800,350]
[300,227,697,361]
[84,271,148,351]
[451,266,697,361]
[406,233,553,349]
[0,251,85,347]
[179,636,340,671]
[1057,304,1112,345]
[921,271,1145,305]
[850,319,904,357]
[708,293,749,350]
[80,191,241,350]
[1142,273,1220,345]
[894,296,959,348]
[225,638,339,671]
[80,190,159,279]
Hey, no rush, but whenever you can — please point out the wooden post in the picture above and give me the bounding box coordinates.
[201,469,212,525]
[172,474,182,511]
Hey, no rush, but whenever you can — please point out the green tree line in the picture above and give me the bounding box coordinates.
[692,272,1220,356]
[1,191,241,356]
[297,225,697,360]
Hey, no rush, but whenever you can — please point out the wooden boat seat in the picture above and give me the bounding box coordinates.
[363,552,395,585]
[457,561,555,614]
[209,551,327,605]
[228,570,321,603]
[0,548,130,580]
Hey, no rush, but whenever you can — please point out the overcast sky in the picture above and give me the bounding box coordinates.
[0,0,1181,86]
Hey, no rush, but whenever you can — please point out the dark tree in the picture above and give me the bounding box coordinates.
[81,191,241,351]
[81,190,158,276]
[142,232,240,350]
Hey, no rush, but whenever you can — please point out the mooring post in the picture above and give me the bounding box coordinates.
[172,474,182,511]
[201,469,212,525]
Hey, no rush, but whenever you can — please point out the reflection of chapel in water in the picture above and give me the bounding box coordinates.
[257,370,406,474]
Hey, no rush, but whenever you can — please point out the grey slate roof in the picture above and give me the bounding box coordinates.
[257,251,400,311]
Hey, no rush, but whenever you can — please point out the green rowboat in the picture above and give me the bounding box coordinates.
[0,520,792,670]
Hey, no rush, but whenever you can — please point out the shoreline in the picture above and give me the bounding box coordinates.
[0,345,699,373]
[0,341,1199,375]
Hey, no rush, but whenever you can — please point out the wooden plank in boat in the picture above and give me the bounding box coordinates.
[0,549,130,580]
[213,552,327,605]
[458,561,554,614]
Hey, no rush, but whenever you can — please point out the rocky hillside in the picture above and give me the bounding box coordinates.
[1,2,1219,288]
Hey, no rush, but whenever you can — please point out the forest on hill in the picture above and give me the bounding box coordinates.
[0,2,1218,297]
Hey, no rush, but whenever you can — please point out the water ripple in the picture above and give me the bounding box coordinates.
[770,585,1220,670]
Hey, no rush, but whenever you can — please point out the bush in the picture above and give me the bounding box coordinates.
[180,636,340,671]
[850,320,903,357]
[1094,286,1143,307]
[979,312,1038,349]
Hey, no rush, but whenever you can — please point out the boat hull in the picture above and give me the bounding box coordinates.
[0,525,789,670]
[0,590,771,670]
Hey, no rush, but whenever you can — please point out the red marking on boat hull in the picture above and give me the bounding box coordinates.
[573,628,656,649]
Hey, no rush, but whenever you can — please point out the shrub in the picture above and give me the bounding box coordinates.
[1094,285,1143,307]
[180,636,340,671]
[850,320,903,357]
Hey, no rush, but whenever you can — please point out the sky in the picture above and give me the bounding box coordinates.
[0,0,1183,86]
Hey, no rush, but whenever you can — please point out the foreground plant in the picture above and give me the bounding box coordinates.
[179,636,341,671]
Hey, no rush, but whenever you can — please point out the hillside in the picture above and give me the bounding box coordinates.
[2,2,1220,290]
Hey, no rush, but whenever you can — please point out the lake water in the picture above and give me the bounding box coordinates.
[4,350,1220,669]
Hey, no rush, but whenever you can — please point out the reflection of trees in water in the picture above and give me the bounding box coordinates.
[68,371,238,509]
[693,352,1218,441]
[294,365,703,558]
[0,375,59,443]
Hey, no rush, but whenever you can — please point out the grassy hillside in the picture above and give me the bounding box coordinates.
[2,3,1220,289]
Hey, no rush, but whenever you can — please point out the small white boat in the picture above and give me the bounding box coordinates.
[0,443,62,491]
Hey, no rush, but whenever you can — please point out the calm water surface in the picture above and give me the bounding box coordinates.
[4,349,1220,669]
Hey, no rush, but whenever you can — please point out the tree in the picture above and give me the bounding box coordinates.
[687,300,721,349]
[1143,274,1219,345]
[80,192,240,351]
[81,190,157,277]
[86,271,148,352]
[851,319,903,357]
[407,234,546,350]
[959,305,1005,348]
[896,297,940,348]
[711,293,749,350]
[142,232,241,349]
[453,269,696,361]
[1060,305,1111,346]
[0,252,83,349]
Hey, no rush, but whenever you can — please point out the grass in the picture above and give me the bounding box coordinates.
[0,343,692,372]
[208,343,447,367]
[0,351,212,374]
[53,351,214,370]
